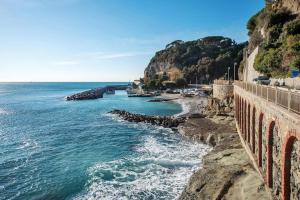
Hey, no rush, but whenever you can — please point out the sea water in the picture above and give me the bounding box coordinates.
[0,83,210,200]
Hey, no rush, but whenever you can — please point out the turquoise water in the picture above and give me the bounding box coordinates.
[0,83,210,200]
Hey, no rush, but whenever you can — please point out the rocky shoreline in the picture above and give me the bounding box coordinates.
[175,97,271,200]
[108,109,186,128]
[110,95,272,199]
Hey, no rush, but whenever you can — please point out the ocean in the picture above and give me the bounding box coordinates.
[0,83,210,200]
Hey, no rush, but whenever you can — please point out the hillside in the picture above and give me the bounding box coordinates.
[242,0,300,80]
[144,36,246,87]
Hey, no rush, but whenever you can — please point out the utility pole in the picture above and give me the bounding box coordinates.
[228,67,230,84]
[234,62,237,81]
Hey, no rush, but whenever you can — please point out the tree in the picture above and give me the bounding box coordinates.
[165,40,184,49]
[175,78,187,88]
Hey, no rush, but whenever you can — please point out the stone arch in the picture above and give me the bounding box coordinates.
[267,120,281,195]
[252,107,256,153]
[240,98,243,135]
[248,103,251,144]
[243,100,246,139]
[239,97,243,128]
[282,130,300,200]
[242,99,245,139]
[243,99,246,139]
[267,120,275,188]
[258,112,264,168]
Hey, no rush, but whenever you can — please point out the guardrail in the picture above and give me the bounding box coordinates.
[235,81,300,115]
[213,79,233,85]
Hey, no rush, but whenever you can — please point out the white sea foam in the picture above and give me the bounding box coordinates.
[73,130,211,200]
[0,108,12,115]
[173,99,190,117]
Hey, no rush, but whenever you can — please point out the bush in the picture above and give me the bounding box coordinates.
[175,78,187,88]
[247,14,258,35]
[162,81,177,89]
[247,9,264,35]
[268,9,293,28]
[284,34,300,51]
[285,19,300,35]
[291,56,300,70]
[268,24,283,44]
[254,49,282,74]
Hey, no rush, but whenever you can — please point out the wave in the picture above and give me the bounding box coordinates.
[73,132,211,200]
[0,108,12,115]
[173,99,190,117]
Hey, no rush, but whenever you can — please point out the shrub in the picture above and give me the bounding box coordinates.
[268,9,293,28]
[247,15,258,35]
[162,81,177,89]
[268,24,283,44]
[291,56,300,70]
[254,49,282,74]
[247,9,264,35]
[285,19,300,35]
[175,78,187,88]
[284,34,300,51]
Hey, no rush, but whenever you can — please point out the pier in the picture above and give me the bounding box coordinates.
[65,84,129,101]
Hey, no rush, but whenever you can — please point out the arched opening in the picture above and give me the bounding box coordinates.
[242,99,244,138]
[258,113,264,168]
[248,104,251,144]
[282,130,300,200]
[239,97,242,128]
[252,107,256,153]
[244,100,247,139]
[267,121,275,188]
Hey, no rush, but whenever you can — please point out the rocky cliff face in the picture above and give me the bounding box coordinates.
[274,0,300,14]
[144,36,246,84]
[242,0,300,81]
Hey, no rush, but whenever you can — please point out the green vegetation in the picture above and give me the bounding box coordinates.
[254,48,282,74]
[144,36,246,88]
[291,56,300,70]
[250,5,300,78]
[285,19,300,35]
[247,9,264,35]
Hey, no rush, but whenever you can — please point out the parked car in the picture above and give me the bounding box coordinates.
[253,76,271,85]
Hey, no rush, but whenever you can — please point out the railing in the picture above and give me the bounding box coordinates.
[234,81,300,115]
[213,79,233,85]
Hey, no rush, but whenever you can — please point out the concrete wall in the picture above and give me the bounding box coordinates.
[234,85,300,200]
[213,83,233,100]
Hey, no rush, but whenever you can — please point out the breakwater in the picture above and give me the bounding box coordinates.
[109,109,186,128]
[66,85,128,101]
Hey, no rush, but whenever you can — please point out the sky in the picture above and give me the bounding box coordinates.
[0,0,265,82]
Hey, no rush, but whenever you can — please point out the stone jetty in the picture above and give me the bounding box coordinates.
[108,109,186,128]
[66,85,128,101]
[66,88,104,100]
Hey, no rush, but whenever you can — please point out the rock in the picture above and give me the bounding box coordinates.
[206,134,216,146]
[178,116,272,200]
[108,109,186,128]
[188,113,206,119]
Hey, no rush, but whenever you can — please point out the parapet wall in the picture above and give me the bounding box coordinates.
[213,83,233,100]
[234,84,300,200]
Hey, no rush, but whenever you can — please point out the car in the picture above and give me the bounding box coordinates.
[257,79,271,85]
[253,76,270,85]
[253,75,270,82]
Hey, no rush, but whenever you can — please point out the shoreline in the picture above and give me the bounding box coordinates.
[158,94,272,199]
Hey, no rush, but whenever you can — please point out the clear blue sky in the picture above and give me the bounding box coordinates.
[0,0,264,82]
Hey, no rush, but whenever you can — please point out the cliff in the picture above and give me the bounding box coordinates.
[242,0,300,81]
[144,36,246,86]
[273,0,300,14]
